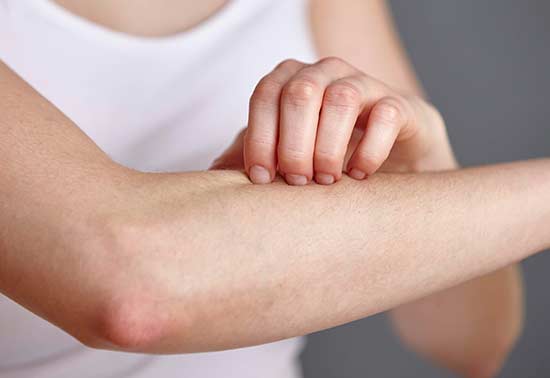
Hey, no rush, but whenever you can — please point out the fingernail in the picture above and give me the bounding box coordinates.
[249,165,271,184]
[349,168,367,180]
[315,173,335,185]
[285,174,308,186]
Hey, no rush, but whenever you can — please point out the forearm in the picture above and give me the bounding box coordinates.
[63,161,549,353]
[317,1,524,374]
[390,151,524,377]
[2,150,549,354]
[391,265,523,378]
[389,160,523,377]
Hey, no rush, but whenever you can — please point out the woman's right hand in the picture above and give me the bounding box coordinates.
[242,57,457,186]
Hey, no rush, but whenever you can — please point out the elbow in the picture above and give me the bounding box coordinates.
[391,306,522,378]
[462,349,512,378]
[71,214,196,353]
[465,362,505,378]
[466,277,525,378]
[78,280,199,353]
[464,325,522,378]
[82,295,183,352]
[442,319,522,378]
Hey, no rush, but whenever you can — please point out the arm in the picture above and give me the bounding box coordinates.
[311,1,523,376]
[1,63,547,355]
[310,0,423,95]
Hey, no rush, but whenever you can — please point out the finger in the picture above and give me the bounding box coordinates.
[245,59,305,184]
[347,96,412,179]
[278,57,356,185]
[314,75,365,184]
[314,73,396,184]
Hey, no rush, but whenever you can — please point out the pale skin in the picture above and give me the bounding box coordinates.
[223,1,523,377]
[0,1,536,378]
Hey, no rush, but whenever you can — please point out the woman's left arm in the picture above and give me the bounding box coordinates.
[310,1,522,377]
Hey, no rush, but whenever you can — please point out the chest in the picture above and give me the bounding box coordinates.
[52,0,228,37]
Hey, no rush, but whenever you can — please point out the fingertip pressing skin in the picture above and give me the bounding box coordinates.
[278,60,357,186]
[314,173,335,185]
[348,168,367,180]
[247,59,417,186]
[277,72,324,181]
[313,78,363,184]
[245,59,305,184]
[249,165,272,184]
[285,173,309,186]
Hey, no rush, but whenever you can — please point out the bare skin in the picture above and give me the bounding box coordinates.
[53,0,228,37]
[1,1,527,377]
[309,2,523,376]
[1,61,548,355]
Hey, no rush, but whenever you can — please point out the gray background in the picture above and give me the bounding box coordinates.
[301,1,550,377]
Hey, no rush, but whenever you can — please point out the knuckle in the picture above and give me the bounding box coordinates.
[282,77,320,106]
[318,56,346,67]
[371,97,405,124]
[324,82,362,110]
[276,58,302,71]
[251,77,282,106]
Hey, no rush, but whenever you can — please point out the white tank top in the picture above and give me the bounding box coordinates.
[0,0,317,376]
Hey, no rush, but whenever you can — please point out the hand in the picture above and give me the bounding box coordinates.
[233,57,457,185]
